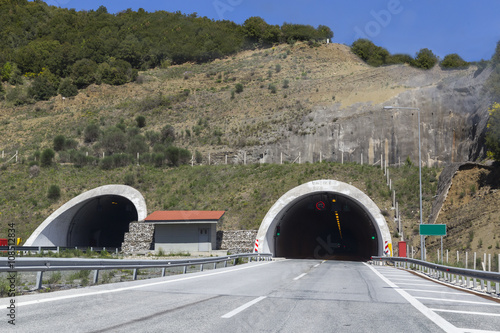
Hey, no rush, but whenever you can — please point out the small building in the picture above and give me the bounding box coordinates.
[145,210,225,253]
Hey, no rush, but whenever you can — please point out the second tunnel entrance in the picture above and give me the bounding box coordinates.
[274,192,378,260]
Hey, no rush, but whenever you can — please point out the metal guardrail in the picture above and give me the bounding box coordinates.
[1,253,273,290]
[372,256,500,295]
[0,246,120,254]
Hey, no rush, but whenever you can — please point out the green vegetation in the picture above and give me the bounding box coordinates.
[440,53,469,69]
[0,161,438,241]
[47,185,61,200]
[351,39,440,70]
[486,102,500,161]
[0,1,332,104]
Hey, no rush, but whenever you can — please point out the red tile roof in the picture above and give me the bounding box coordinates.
[145,210,225,222]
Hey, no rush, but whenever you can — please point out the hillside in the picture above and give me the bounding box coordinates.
[0,41,498,259]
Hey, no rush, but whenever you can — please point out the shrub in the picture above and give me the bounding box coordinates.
[0,83,4,100]
[412,48,437,69]
[195,150,203,163]
[101,127,127,154]
[275,64,281,73]
[161,125,176,144]
[29,165,40,178]
[41,148,55,167]
[124,173,135,186]
[5,85,30,105]
[47,185,61,200]
[53,135,66,151]
[486,102,500,161]
[268,84,277,94]
[235,83,244,93]
[28,68,59,101]
[282,79,289,88]
[440,53,469,69]
[135,115,146,128]
[165,146,191,166]
[84,124,100,143]
[351,39,389,67]
[58,77,78,97]
[71,59,98,88]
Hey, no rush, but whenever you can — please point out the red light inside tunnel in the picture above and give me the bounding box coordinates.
[316,201,325,210]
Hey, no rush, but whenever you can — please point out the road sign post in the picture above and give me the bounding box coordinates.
[419,224,446,262]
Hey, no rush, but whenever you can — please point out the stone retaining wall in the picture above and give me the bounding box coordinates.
[217,230,258,253]
[121,222,154,254]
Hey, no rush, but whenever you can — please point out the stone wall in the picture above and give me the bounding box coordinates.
[121,222,154,254]
[217,230,257,254]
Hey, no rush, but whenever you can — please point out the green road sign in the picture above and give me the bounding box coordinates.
[419,224,446,236]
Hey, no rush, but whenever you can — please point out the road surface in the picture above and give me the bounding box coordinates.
[1,259,499,332]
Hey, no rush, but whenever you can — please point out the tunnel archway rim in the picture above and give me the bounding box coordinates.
[255,179,392,257]
[24,185,147,246]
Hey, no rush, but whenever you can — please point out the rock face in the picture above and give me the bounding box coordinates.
[121,222,154,253]
[217,230,257,253]
[245,65,493,167]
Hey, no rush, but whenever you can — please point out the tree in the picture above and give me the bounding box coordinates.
[440,54,468,69]
[235,83,243,93]
[71,59,98,89]
[47,185,61,200]
[486,102,500,161]
[161,124,176,144]
[41,148,55,167]
[135,115,146,128]
[58,78,78,97]
[28,68,59,101]
[412,48,437,69]
[351,39,389,67]
[84,124,100,143]
[53,135,66,151]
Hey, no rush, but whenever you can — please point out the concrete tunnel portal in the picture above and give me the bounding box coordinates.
[256,180,392,260]
[24,185,147,247]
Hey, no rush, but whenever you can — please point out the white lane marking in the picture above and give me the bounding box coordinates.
[293,273,307,281]
[394,282,442,287]
[221,296,267,318]
[457,329,500,333]
[430,308,500,317]
[4,261,276,308]
[415,297,500,306]
[364,263,459,333]
[403,289,477,296]
[313,264,320,268]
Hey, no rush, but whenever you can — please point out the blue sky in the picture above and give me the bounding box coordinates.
[45,0,500,62]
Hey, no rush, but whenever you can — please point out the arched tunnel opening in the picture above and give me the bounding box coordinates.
[66,195,138,248]
[274,192,378,260]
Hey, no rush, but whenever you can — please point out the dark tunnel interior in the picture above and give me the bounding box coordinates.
[67,195,138,248]
[274,193,378,260]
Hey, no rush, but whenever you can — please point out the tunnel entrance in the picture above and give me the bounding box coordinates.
[256,180,392,260]
[274,193,378,260]
[67,195,138,248]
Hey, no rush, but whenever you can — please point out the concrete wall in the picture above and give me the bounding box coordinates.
[154,223,216,253]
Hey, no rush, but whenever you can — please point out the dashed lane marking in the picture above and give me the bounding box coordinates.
[221,296,267,319]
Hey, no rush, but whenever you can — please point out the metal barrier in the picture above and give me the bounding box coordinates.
[0,246,120,254]
[371,256,500,296]
[1,253,273,289]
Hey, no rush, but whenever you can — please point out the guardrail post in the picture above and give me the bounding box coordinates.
[183,265,187,274]
[38,246,42,254]
[93,270,99,284]
[161,268,166,277]
[249,256,252,263]
[480,279,484,291]
[35,271,43,290]
[213,262,217,270]
[233,258,236,266]
[57,246,60,254]
[200,264,204,272]
[133,269,138,280]
[224,260,228,268]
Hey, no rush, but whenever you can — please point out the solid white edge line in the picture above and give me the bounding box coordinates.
[221,296,267,318]
[415,297,500,306]
[4,261,276,308]
[293,273,307,281]
[457,329,500,333]
[363,263,459,333]
[403,289,477,296]
[430,308,500,317]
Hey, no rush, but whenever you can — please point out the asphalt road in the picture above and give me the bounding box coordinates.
[1,259,499,332]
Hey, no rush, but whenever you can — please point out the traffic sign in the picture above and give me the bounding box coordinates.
[419,224,446,236]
